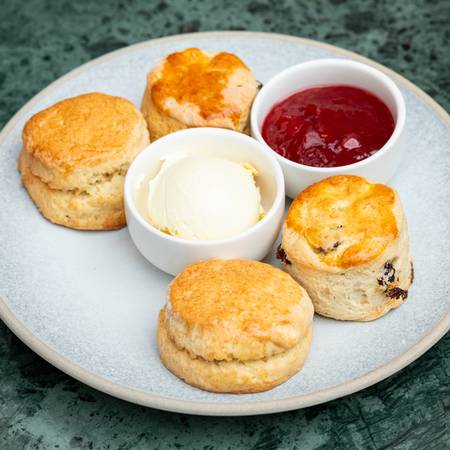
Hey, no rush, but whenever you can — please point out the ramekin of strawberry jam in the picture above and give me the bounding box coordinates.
[251,59,406,198]
[262,85,395,168]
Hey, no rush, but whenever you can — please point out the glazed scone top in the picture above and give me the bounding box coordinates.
[165,259,314,361]
[149,48,258,129]
[285,175,399,269]
[22,93,144,174]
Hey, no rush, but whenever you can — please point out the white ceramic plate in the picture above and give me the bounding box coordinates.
[0,32,449,416]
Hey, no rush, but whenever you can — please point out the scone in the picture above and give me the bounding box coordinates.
[142,48,259,140]
[19,93,149,230]
[278,175,413,322]
[158,259,314,393]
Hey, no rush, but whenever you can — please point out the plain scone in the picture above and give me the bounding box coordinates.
[278,175,413,322]
[19,92,149,230]
[141,48,259,140]
[158,259,314,393]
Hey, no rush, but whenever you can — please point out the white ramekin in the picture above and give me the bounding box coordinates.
[251,58,406,198]
[124,128,285,276]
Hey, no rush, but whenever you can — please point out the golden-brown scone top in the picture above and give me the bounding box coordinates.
[23,92,145,174]
[286,175,399,269]
[166,259,314,361]
[148,48,258,130]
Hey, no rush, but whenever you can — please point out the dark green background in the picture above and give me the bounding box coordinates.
[0,1,449,448]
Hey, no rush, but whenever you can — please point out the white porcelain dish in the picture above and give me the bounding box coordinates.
[251,58,406,198]
[0,32,449,416]
[124,128,285,276]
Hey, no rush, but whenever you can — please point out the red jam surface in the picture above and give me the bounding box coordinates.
[262,85,395,167]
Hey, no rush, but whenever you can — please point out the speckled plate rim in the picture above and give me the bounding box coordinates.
[0,31,449,416]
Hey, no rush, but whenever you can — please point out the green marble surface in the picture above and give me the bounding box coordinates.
[0,0,449,448]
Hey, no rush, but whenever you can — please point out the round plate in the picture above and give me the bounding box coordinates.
[0,32,449,416]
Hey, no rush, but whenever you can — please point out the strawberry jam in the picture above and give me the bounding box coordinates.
[262,85,395,167]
